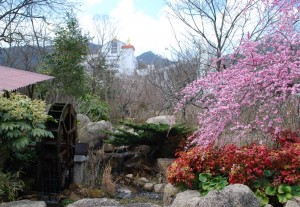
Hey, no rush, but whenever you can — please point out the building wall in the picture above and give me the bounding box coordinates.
[102,40,137,75]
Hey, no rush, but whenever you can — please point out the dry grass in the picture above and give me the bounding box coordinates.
[84,150,105,188]
[101,163,116,197]
[84,149,116,198]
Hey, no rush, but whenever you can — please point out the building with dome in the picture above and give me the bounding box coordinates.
[101,39,137,75]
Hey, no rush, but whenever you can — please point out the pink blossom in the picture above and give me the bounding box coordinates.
[175,0,300,146]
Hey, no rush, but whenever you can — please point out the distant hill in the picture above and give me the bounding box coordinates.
[0,43,100,71]
[0,45,172,72]
[0,45,52,71]
[137,51,172,69]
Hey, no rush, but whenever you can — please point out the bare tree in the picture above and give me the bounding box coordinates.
[166,0,281,72]
[0,20,52,70]
[85,15,120,100]
[0,0,74,44]
[139,0,283,122]
[110,75,144,119]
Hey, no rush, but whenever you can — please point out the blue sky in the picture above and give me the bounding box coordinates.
[78,0,176,56]
[86,0,166,19]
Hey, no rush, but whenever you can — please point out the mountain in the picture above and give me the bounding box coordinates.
[137,51,172,69]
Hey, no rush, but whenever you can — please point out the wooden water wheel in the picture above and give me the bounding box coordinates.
[36,103,77,192]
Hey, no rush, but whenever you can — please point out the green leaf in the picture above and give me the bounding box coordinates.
[31,128,53,138]
[19,123,32,131]
[263,170,274,177]
[200,189,209,196]
[292,186,300,196]
[217,180,228,189]
[199,173,212,183]
[265,185,277,196]
[255,189,269,206]
[277,193,293,203]
[253,179,263,188]
[6,130,21,138]
[12,136,30,150]
[201,182,212,190]
[278,184,292,194]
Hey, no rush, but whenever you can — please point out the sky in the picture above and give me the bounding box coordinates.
[78,0,177,57]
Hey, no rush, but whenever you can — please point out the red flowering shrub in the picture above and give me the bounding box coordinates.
[275,130,300,147]
[228,144,273,186]
[168,144,221,188]
[272,143,300,185]
[168,136,300,189]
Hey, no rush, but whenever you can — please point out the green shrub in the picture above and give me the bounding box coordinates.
[0,94,53,160]
[0,170,24,202]
[105,122,194,158]
[76,95,109,121]
[60,198,74,207]
[198,173,228,196]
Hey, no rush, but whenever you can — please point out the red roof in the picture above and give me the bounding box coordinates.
[0,65,54,92]
[121,44,135,51]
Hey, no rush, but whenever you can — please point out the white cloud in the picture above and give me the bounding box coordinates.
[110,0,173,55]
[78,0,178,57]
[83,0,104,7]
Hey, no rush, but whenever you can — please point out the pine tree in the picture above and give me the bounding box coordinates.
[44,12,89,98]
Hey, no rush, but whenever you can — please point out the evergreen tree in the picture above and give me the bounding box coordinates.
[44,12,89,99]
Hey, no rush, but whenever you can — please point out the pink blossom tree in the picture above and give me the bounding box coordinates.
[175,0,300,146]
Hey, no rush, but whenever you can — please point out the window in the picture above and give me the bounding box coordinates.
[111,41,117,53]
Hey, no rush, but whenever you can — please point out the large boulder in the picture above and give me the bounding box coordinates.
[146,116,175,125]
[66,198,119,207]
[197,184,260,207]
[285,200,300,207]
[0,200,46,207]
[163,183,179,206]
[170,190,201,207]
[77,114,90,129]
[78,119,112,148]
[66,198,161,207]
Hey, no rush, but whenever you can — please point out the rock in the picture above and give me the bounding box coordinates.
[139,177,150,183]
[125,174,134,179]
[293,197,300,202]
[170,190,201,207]
[124,156,153,174]
[264,204,273,207]
[124,174,134,184]
[157,158,175,171]
[69,192,81,201]
[133,145,152,156]
[116,187,132,199]
[66,198,119,207]
[146,115,175,125]
[154,184,165,193]
[157,158,175,176]
[106,151,135,175]
[144,183,155,191]
[123,204,161,207]
[66,198,161,207]
[0,200,46,207]
[77,114,90,128]
[103,143,115,152]
[163,183,179,206]
[78,120,112,148]
[285,200,300,207]
[197,184,261,207]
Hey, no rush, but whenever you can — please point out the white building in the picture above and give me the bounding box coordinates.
[101,39,137,75]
